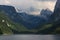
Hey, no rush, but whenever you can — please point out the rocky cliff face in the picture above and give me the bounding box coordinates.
[51,0,60,21]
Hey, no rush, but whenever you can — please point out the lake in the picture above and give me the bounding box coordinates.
[0,35,60,40]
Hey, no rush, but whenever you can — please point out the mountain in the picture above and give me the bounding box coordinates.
[0,5,47,29]
[49,0,60,34]
[0,10,32,34]
[0,0,60,34]
[40,9,52,21]
[0,11,13,34]
[0,6,30,34]
[0,5,20,23]
[36,0,60,34]
[18,8,53,29]
[0,5,53,29]
[0,5,16,16]
[34,0,60,34]
[51,0,60,22]
[18,9,53,29]
[19,13,49,29]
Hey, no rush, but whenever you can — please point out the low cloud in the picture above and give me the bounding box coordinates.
[36,0,56,1]
[0,0,57,15]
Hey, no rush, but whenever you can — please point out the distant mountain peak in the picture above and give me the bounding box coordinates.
[40,9,52,16]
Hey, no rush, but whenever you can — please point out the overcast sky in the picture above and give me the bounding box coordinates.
[0,0,57,15]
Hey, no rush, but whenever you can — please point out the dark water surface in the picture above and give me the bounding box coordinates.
[0,35,60,40]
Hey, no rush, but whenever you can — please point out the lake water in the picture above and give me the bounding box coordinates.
[0,35,60,40]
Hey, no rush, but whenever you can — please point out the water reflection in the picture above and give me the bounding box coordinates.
[0,35,60,40]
